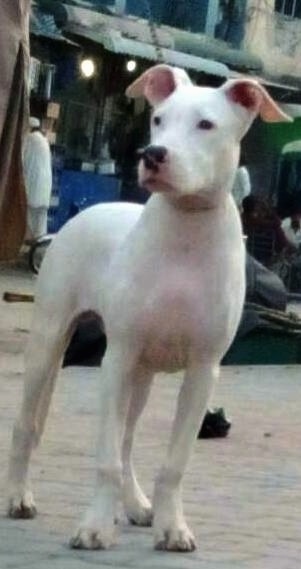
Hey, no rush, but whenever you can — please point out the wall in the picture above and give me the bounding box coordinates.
[245,0,301,78]
[126,0,245,44]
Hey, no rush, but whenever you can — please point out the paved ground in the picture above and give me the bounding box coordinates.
[0,264,301,568]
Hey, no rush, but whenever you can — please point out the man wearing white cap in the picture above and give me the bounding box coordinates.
[22,117,52,239]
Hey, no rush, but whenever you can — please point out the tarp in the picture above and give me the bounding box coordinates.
[49,3,259,75]
[67,24,230,77]
[0,0,31,260]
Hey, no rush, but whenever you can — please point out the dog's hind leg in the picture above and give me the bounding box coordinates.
[70,344,139,550]
[122,366,154,527]
[7,306,74,519]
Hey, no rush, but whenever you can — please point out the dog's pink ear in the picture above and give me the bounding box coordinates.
[126,64,191,106]
[223,78,292,122]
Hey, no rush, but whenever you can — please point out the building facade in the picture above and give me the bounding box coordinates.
[243,0,301,214]
[245,0,301,82]
[79,0,248,46]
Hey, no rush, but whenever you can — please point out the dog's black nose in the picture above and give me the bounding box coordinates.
[144,145,167,163]
[139,145,167,171]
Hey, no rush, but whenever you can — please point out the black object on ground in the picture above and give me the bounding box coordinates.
[198,408,231,439]
[63,318,106,368]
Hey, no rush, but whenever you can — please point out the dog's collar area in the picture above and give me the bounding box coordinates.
[168,191,224,212]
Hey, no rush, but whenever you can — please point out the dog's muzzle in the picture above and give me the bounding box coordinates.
[137,145,167,172]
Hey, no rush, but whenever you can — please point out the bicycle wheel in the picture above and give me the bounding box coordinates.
[28,236,53,274]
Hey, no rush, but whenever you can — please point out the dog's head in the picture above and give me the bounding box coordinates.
[126,65,291,207]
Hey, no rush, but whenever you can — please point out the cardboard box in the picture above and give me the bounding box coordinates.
[42,117,55,131]
[47,102,60,119]
[81,162,95,173]
[45,130,57,145]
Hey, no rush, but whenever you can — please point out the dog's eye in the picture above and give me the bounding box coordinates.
[197,119,214,130]
[153,116,161,126]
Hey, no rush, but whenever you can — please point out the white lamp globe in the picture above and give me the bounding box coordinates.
[126,60,137,72]
[80,59,95,78]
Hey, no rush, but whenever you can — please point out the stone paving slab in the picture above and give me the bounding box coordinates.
[0,266,301,568]
[1,364,301,569]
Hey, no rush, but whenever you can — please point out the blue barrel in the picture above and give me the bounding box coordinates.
[48,169,121,232]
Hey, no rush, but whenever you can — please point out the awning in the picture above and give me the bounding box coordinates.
[66,24,230,77]
[171,28,262,73]
[165,26,263,73]
[30,6,79,45]
[281,104,301,118]
[46,3,254,77]
[230,70,299,91]
[229,69,301,103]
[257,77,301,104]
[282,140,301,154]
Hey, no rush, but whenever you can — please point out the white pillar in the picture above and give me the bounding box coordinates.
[115,0,126,15]
[205,0,220,37]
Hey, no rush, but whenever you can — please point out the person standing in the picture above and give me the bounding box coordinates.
[231,156,251,212]
[0,0,31,260]
[23,117,52,239]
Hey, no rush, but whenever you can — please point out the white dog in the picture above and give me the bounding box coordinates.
[7,65,290,552]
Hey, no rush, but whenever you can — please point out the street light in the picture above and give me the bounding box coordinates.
[126,59,137,72]
[80,58,96,78]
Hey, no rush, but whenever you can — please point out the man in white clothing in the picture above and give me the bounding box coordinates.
[23,117,52,240]
[232,164,251,212]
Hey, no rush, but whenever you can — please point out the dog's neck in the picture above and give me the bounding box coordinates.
[167,190,228,213]
[146,186,229,215]
[142,193,232,232]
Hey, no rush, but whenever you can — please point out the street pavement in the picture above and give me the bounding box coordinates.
[0,264,301,569]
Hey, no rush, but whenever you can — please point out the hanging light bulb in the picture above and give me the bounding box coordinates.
[126,60,137,72]
[80,58,96,78]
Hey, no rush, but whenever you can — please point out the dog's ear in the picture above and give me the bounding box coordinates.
[222,78,292,123]
[126,64,191,106]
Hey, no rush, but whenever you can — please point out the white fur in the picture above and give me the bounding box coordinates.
[7,66,287,552]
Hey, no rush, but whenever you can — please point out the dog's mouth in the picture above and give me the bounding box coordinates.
[139,172,174,193]
[139,161,221,208]
[141,174,223,210]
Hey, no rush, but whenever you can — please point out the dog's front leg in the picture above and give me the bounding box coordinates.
[122,366,154,527]
[153,361,220,552]
[70,344,134,550]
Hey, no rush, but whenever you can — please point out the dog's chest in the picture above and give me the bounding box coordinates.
[136,268,203,371]
[105,198,245,372]
[120,253,229,372]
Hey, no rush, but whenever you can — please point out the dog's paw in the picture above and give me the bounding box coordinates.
[127,502,153,527]
[154,523,196,553]
[8,491,37,520]
[124,480,153,527]
[70,522,117,550]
